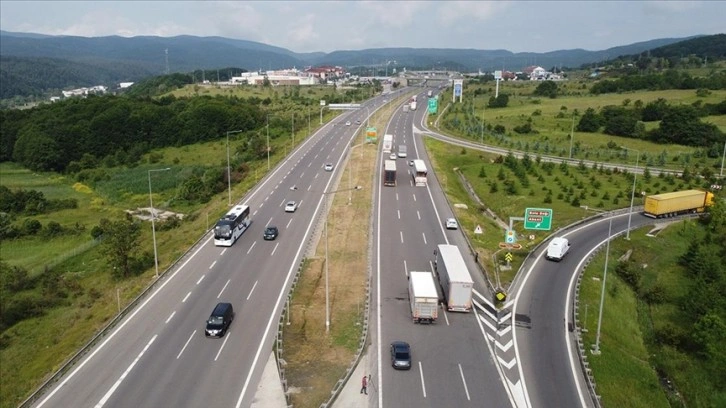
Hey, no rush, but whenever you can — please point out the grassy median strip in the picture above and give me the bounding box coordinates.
[281,98,408,407]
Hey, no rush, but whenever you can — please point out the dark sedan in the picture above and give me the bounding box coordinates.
[390,341,411,370]
[263,226,279,240]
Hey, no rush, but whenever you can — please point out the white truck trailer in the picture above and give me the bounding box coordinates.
[435,244,473,312]
[408,271,439,324]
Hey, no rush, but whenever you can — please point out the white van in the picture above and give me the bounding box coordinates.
[545,237,570,261]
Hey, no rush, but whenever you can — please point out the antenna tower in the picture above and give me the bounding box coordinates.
[165,48,170,75]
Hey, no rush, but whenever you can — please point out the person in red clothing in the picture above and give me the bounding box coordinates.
[360,375,368,395]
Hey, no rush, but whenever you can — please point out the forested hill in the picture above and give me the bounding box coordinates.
[0,30,700,101]
[647,33,726,59]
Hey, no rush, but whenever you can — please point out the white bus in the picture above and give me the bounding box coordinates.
[382,134,394,154]
[214,205,251,246]
[412,159,427,187]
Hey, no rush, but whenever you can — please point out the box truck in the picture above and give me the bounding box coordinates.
[643,189,715,218]
[383,160,397,186]
[434,244,473,312]
[408,271,439,324]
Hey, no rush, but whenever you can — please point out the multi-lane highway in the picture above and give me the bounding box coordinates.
[32,95,393,408]
[373,93,512,407]
[31,85,656,408]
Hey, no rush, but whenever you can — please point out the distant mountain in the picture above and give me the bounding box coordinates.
[0,31,707,99]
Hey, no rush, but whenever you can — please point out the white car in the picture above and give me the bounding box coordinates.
[324,163,334,171]
[345,121,351,126]
[389,153,397,160]
[445,218,458,229]
[285,201,298,213]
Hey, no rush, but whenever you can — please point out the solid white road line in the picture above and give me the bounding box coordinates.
[176,331,195,359]
[95,335,157,408]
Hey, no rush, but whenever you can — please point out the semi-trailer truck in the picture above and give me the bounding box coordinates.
[434,244,473,312]
[384,160,397,186]
[408,271,439,324]
[643,189,715,218]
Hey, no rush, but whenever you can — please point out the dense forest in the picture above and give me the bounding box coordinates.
[0,84,377,173]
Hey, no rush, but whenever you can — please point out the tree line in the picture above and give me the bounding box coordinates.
[576,98,726,151]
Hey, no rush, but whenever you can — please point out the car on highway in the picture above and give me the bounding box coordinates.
[445,218,458,229]
[408,160,414,166]
[263,226,279,240]
[284,201,298,213]
[324,163,334,171]
[205,302,234,338]
[345,121,351,126]
[389,153,397,160]
[390,341,411,370]
[355,120,361,125]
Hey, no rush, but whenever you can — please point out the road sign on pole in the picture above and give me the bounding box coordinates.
[524,208,553,230]
[505,229,516,243]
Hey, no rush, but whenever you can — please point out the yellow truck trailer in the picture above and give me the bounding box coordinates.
[643,189,714,218]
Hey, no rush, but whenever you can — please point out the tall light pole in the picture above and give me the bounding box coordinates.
[348,142,368,205]
[291,112,295,149]
[622,147,640,240]
[226,130,244,206]
[266,114,271,170]
[592,215,613,355]
[148,167,171,278]
[568,113,576,159]
[323,185,363,332]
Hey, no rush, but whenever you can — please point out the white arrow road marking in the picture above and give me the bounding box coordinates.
[497,355,517,370]
[496,339,513,353]
[498,324,513,337]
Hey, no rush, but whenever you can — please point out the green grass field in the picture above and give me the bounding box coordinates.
[578,222,725,407]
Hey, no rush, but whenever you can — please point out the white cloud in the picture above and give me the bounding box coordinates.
[358,1,430,27]
[436,1,510,26]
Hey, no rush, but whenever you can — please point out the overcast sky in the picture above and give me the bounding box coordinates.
[1,1,724,53]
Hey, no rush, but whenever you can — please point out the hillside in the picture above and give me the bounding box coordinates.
[0,31,708,100]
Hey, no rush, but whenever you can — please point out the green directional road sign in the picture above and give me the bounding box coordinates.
[428,98,438,114]
[524,208,553,230]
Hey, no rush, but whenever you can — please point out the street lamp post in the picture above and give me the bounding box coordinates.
[323,185,363,332]
[592,215,613,355]
[148,167,171,278]
[291,113,295,149]
[568,113,576,159]
[348,142,368,205]
[622,147,640,240]
[266,115,271,170]
[226,130,244,206]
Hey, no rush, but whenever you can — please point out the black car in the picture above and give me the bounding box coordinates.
[205,302,234,337]
[263,226,279,240]
[390,341,411,370]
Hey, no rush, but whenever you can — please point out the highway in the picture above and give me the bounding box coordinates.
[373,91,512,407]
[513,211,655,408]
[31,94,393,408]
